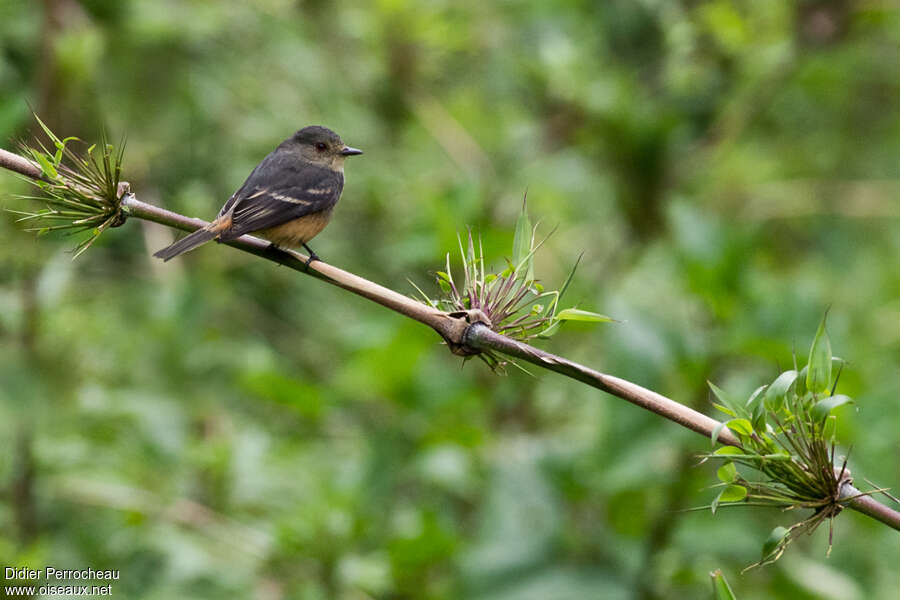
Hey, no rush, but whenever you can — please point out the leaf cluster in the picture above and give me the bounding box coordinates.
[701,316,860,569]
[413,199,611,370]
[11,116,126,257]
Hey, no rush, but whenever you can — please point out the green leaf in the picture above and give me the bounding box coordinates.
[538,320,562,338]
[811,394,853,423]
[714,446,744,456]
[795,365,809,396]
[711,420,727,446]
[745,385,766,409]
[712,484,747,513]
[823,414,836,442]
[457,233,469,275]
[512,196,533,281]
[765,370,798,411]
[710,570,738,600]
[761,526,789,562]
[752,404,766,435]
[806,313,833,394]
[716,462,737,483]
[754,411,768,437]
[712,403,735,418]
[34,152,58,179]
[555,308,614,323]
[34,113,62,146]
[719,484,747,502]
[745,385,767,432]
[551,253,582,315]
[709,381,744,418]
[725,418,754,437]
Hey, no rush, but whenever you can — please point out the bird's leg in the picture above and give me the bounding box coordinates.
[302,243,320,268]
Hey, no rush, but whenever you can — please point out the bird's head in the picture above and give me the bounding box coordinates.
[289,125,362,170]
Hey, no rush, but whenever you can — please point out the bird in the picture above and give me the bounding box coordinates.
[153,125,362,263]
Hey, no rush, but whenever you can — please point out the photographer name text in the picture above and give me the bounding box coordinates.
[5,567,119,581]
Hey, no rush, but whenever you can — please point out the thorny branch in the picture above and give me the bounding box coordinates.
[1,146,898,532]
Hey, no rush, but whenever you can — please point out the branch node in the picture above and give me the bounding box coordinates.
[109,182,132,228]
[444,309,491,356]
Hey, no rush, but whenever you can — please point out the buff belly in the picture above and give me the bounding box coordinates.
[256,209,333,248]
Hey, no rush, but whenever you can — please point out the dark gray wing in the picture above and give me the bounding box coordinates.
[217,151,343,240]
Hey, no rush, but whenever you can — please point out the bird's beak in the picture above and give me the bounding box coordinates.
[340,146,363,156]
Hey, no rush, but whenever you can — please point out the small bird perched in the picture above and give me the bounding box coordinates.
[153,125,362,263]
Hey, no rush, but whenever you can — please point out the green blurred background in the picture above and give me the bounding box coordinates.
[1,1,899,598]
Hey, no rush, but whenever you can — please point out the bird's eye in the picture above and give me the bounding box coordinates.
[315,142,327,152]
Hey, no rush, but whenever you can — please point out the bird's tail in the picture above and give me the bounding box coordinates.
[153,227,217,261]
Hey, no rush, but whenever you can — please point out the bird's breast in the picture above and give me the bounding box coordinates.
[256,209,334,248]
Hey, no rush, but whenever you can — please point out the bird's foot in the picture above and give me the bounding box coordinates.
[304,253,320,269]
[302,244,320,269]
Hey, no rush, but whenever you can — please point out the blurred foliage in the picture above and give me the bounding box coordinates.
[1,1,899,598]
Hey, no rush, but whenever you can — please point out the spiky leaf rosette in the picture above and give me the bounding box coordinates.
[11,116,126,258]
[413,199,612,371]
